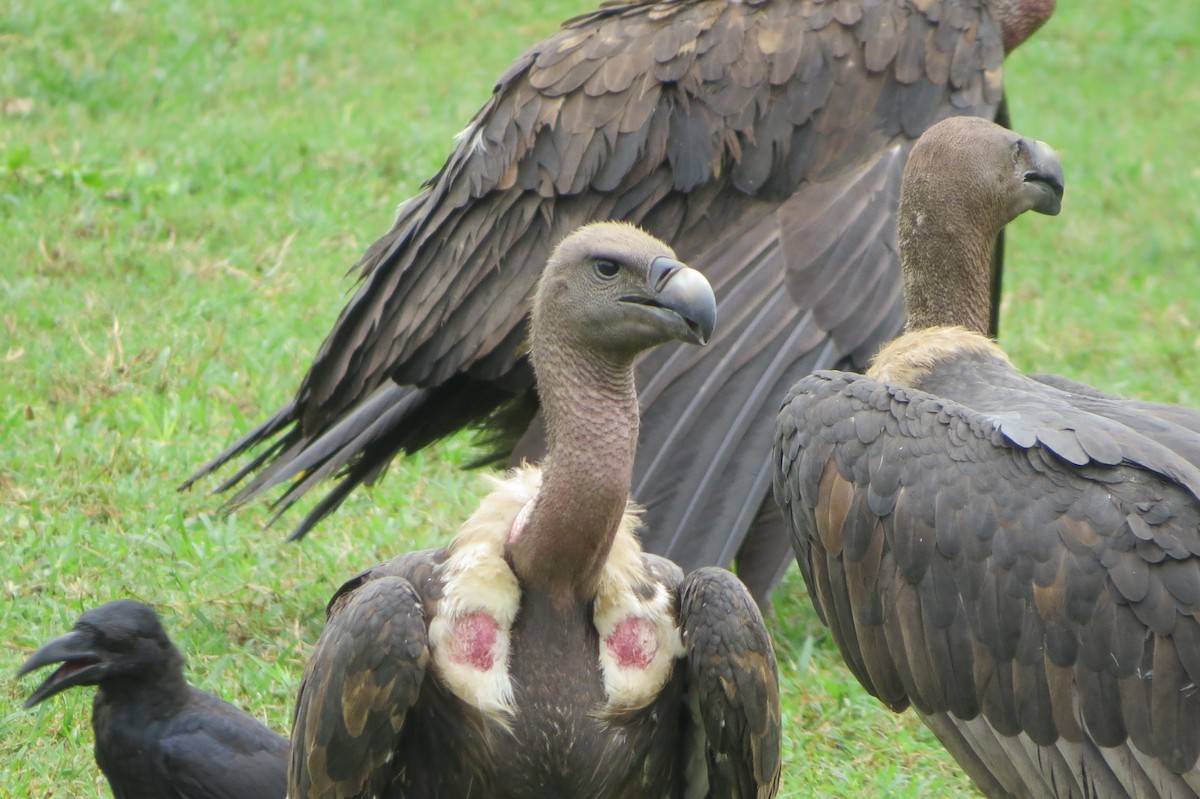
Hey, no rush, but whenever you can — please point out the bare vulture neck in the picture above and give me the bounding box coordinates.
[897,179,1000,335]
[508,336,640,605]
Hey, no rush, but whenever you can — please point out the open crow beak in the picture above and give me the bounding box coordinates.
[16,629,107,709]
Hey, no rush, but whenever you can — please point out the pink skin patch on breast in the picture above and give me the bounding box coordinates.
[606,616,658,669]
[449,612,499,671]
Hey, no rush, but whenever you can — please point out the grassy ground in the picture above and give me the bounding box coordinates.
[1,0,1196,796]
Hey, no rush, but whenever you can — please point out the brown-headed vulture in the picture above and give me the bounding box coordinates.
[774,116,1200,797]
[16,599,289,799]
[184,0,1056,605]
[288,222,780,799]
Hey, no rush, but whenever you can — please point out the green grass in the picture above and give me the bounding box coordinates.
[1,0,1196,796]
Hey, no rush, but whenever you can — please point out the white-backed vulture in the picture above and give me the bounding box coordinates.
[184,0,1056,604]
[289,223,780,799]
[774,116,1200,797]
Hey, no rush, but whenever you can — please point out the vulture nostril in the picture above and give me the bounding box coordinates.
[648,256,682,293]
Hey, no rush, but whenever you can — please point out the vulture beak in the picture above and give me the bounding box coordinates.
[1019,137,1065,216]
[623,256,717,346]
[17,629,107,709]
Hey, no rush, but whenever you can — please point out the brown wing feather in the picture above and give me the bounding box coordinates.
[310,0,1001,401]
[289,552,447,799]
[679,566,782,798]
[775,368,1200,796]
[289,575,428,799]
[189,1,1010,602]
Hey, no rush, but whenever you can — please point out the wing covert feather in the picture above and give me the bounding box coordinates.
[289,575,429,799]
[680,567,782,798]
[312,0,1001,407]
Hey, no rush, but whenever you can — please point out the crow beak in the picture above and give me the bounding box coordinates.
[17,630,106,709]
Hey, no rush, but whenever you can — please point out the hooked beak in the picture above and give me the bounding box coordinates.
[1020,137,1065,216]
[16,630,106,709]
[620,256,717,346]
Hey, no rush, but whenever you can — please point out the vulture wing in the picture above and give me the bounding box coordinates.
[289,572,430,799]
[159,691,289,799]
[774,367,1200,796]
[187,0,1009,599]
[679,566,781,798]
[1032,372,1200,442]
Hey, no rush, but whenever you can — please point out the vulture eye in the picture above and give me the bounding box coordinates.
[593,260,620,280]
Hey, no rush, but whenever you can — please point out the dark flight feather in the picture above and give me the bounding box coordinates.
[185,0,1037,605]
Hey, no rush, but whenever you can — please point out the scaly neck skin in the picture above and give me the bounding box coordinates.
[898,180,1000,336]
[508,334,639,608]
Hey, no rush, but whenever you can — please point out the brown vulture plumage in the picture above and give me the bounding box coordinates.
[184,0,1055,604]
[17,600,289,799]
[774,116,1200,797]
[289,223,780,799]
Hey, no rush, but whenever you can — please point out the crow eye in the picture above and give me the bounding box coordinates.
[594,260,620,280]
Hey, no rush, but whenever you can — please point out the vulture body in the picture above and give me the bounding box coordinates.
[185,0,1055,604]
[17,600,289,799]
[774,116,1200,798]
[288,223,780,799]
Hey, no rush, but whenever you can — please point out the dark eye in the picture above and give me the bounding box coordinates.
[594,260,620,280]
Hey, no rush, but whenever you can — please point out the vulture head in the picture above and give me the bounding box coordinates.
[17,600,183,708]
[898,116,1064,333]
[530,221,716,362]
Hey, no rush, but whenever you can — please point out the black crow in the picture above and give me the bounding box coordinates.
[17,599,288,799]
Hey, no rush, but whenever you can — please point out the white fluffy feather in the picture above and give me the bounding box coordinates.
[429,464,683,718]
